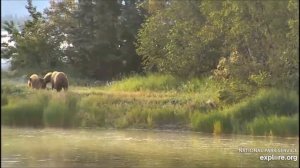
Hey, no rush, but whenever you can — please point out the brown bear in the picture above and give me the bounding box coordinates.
[28,74,46,89]
[43,71,68,92]
[43,71,58,88]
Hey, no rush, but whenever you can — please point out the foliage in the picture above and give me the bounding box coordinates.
[137,0,299,89]
[1,77,299,136]
[3,0,145,80]
[2,0,63,72]
[230,89,299,122]
[190,88,299,136]
[247,115,299,136]
[1,91,49,127]
[191,112,232,134]
[44,0,145,79]
[1,0,299,137]
[2,0,298,88]
[137,0,221,77]
[107,73,180,91]
[217,79,256,104]
[78,95,106,127]
[202,0,299,90]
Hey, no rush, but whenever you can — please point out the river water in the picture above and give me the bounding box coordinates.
[1,127,299,168]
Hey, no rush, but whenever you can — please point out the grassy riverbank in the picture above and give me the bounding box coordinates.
[1,74,299,137]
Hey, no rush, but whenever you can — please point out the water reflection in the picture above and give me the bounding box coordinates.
[1,127,299,168]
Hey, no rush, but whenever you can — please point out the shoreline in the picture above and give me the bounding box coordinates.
[2,125,299,139]
[2,79,299,138]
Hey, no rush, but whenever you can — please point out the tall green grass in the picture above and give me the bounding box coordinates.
[190,89,299,136]
[191,112,232,134]
[247,115,299,136]
[107,74,181,91]
[78,95,107,127]
[1,92,49,127]
[230,89,298,123]
[1,76,299,137]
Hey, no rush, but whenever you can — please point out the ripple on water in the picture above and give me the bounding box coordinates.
[37,159,52,162]
[1,160,20,163]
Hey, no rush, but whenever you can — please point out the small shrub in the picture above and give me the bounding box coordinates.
[218,80,255,104]
[249,71,271,87]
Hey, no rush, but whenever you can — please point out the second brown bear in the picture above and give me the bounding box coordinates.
[44,71,69,92]
[28,74,46,89]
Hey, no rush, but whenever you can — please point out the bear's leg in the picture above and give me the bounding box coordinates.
[56,86,62,92]
[51,80,55,90]
[64,84,68,91]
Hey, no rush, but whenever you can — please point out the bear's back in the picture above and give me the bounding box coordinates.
[29,74,41,89]
[53,72,68,90]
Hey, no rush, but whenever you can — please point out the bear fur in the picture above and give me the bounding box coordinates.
[43,71,68,92]
[43,71,58,89]
[28,74,46,89]
[43,72,53,84]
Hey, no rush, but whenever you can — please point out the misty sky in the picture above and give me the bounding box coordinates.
[1,0,50,17]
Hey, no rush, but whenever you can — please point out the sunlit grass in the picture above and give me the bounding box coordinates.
[107,73,181,91]
[247,114,299,136]
[1,75,299,136]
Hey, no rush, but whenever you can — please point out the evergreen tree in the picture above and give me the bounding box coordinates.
[2,0,63,72]
[118,0,146,74]
[65,0,121,79]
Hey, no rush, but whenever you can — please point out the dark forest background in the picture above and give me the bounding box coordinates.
[1,0,299,90]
